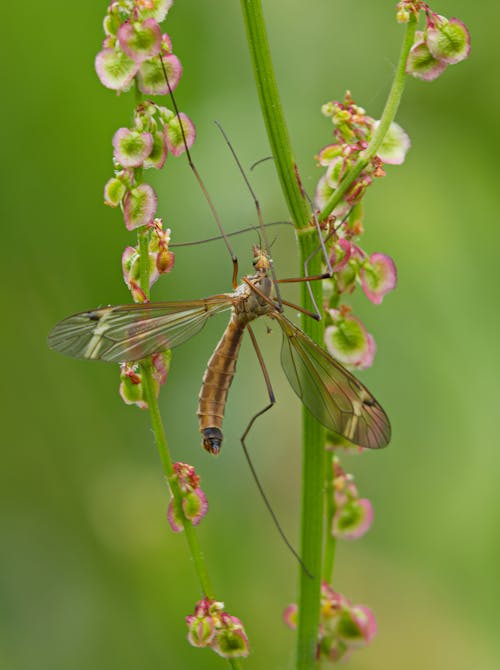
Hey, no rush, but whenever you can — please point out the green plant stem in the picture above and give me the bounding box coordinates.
[240,2,325,668]
[134,184,215,599]
[141,362,215,599]
[239,0,310,230]
[320,15,418,220]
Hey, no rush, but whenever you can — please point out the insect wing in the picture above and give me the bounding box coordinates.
[276,314,391,449]
[48,296,232,363]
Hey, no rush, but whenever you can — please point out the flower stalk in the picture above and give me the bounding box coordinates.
[320,15,418,220]
[239,1,326,667]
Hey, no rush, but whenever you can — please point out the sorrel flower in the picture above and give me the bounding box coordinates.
[167,462,208,531]
[186,598,249,659]
[284,583,376,663]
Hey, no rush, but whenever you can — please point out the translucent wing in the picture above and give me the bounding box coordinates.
[275,313,391,449]
[48,295,232,363]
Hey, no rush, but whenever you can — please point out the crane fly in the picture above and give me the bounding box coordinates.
[48,244,391,452]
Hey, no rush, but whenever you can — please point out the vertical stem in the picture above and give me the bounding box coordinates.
[141,362,215,599]
[319,16,417,220]
[297,230,326,668]
[240,2,325,667]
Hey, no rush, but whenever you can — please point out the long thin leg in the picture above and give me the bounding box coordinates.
[278,298,320,321]
[244,325,312,577]
[158,56,239,287]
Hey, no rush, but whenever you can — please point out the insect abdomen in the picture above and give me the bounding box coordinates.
[197,315,245,455]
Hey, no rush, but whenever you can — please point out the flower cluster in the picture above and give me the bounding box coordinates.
[284,583,376,663]
[96,1,178,93]
[330,457,373,540]
[314,93,401,369]
[315,91,410,216]
[105,100,195,230]
[95,2,195,406]
[186,598,249,659]
[96,2,195,231]
[400,4,471,81]
[167,462,208,531]
[122,218,175,301]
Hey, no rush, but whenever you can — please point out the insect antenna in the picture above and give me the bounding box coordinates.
[213,120,283,311]
[158,55,239,287]
[169,220,293,248]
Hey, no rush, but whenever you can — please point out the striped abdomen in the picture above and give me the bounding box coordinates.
[197,314,245,454]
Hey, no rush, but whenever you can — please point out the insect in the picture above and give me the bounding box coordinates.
[48,244,391,451]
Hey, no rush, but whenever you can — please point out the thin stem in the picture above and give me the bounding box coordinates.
[240,3,324,668]
[319,15,418,220]
[133,132,215,598]
[239,0,310,231]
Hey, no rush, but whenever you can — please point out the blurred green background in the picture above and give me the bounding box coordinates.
[1,1,498,668]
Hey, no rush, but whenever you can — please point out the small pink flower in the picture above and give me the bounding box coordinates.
[325,314,376,369]
[118,18,162,63]
[167,499,183,532]
[182,488,208,526]
[164,113,196,157]
[138,0,173,23]
[123,183,157,230]
[137,53,182,95]
[329,238,352,272]
[186,614,216,647]
[333,498,374,540]
[119,363,147,408]
[426,16,471,65]
[283,604,298,630]
[143,130,168,169]
[112,128,154,167]
[348,605,377,646]
[104,177,126,207]
[375,121,411,165]
[186,599,249,659]
[360,252,397,304]
[406,39,448,81]
[95,47,138,90]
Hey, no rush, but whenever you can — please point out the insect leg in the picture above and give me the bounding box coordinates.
[242,325,312,576]
[158,56,239,287]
